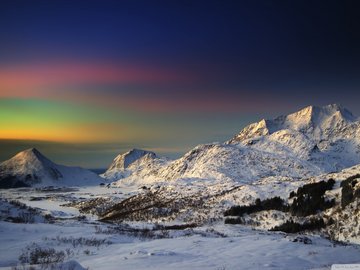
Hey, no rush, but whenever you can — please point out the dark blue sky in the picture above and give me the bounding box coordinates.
[2,0,359,91]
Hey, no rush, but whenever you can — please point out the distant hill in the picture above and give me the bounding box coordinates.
[0,148,102,188]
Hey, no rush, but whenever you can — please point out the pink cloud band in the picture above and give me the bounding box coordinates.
[0,61,190,95]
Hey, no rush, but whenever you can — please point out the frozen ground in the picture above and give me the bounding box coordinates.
[0,186,360,270]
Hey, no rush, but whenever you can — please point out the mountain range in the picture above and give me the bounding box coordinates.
[1,104,360,188]
[102,104,360,186]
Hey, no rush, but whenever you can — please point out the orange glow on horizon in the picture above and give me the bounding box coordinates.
[0,120,160,144]
[0,127,109,143]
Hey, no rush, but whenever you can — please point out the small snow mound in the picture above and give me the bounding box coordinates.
[58,260,87,270]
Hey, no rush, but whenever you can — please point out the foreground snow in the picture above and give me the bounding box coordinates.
[0,186,360,270]
[1,220,360,270]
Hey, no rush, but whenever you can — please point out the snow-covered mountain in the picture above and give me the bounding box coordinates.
[230,104,357,143]
[106,104,360,185]
[228,104,360,171]
[0,148,102,188]
[102,149,167,181]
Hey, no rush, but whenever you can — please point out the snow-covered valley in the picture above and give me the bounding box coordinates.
[1,183,360,270]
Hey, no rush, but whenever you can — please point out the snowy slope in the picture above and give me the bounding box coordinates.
[0,148,102,188]
[157,143,324,183]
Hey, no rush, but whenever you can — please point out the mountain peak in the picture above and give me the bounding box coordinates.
[291,104,354,122]
[284,104,356,127]
[231,104,357,143]
[323,103,355,121]
[127,148,154,156]
[107,148,157,171]
[24,147,42,156]
[0,148,61,187]
[13,148,51,164]
[0,148,102,188]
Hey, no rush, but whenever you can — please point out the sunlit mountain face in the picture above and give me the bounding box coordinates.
[1,0,359,168]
